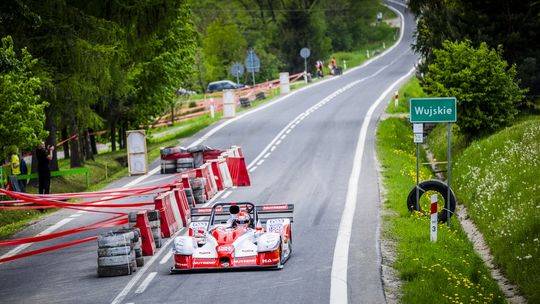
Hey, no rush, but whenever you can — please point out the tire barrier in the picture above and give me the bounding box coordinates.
[407,179,457,223]
[97,232,136,277]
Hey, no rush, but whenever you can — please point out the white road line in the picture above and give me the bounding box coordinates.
[159,251,172,265]
[134,272,157,294]
[256,160,265,166]
[285,129,291,134]
[263,153,271,158]
[329,5,408,304]
[275,140,282,146]
[69,214,82,218]
[329,68,415,304]
[270,146,276,152]
[0,218,74,262]
[280,135,287,140]
[248,167,258,173]
[221,191,233,199]
[111,232,180,304]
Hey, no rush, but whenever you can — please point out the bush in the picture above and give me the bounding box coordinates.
[422,40,526,138]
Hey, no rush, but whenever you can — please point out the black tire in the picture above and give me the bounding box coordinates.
[115,228,140,242]
[98,246,131,257]
[147,210,160,221]
[184,188,193,197]
[149,220,161,229]
[97,265,131,277]
[154,236,163,248]
[128,212,138,223]
[407,179,456,223]
[136,256,145,267]
[152,227,162,240]
[186,196,194,207]
[98,255,133,267]
[98,234,132,248]
[194,194,206,204]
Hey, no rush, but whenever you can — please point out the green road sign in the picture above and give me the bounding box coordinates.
[409,97,457,123]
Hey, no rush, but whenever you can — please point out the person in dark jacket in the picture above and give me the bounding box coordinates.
[36,142,54,194]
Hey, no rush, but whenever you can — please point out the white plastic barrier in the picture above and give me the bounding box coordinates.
[280,72,290,95]
[223,90,236,118]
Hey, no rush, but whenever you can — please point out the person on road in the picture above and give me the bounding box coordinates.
[36,142,54,194]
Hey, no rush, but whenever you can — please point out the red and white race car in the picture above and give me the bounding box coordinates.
[171,202,293,272]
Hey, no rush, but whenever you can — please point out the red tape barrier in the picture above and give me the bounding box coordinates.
[0,236,98,263]
[0,215,127,246]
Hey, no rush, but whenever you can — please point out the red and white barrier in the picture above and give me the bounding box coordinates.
[169,184,191,227]
[134,211,156,256]
[226,156,251,187]
[154,193,179,238]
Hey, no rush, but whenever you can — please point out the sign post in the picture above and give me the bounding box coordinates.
[231,63,244,86]
[126,130,148,176]
[245,48,260,87]
[300,47,310,83]
[410,97,457,226]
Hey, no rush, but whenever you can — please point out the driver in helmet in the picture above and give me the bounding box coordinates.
[225,205,251,228]
[233,212,251,228]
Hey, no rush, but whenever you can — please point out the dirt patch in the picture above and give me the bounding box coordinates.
[375,151,402,303]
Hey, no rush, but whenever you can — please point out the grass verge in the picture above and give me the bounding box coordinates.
[376,117,505,303]
[448,118,540,302]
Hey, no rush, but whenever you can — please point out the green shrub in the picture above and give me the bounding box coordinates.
[422,40,526,139]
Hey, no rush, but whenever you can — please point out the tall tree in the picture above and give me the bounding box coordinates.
[0,36,48,158]
[410,0,540,107]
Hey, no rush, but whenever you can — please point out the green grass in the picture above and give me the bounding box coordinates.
[450,118,540,302]
[398,76,539,302]
[376,117,505,303]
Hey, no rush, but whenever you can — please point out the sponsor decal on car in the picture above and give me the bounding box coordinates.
[217,245,234,252]
[193,259,216,266]
[262,204,289,211]
[234,257,257,265]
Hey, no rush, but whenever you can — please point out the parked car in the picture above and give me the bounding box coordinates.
[206,80,245,93]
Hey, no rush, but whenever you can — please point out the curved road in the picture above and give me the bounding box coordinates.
[0,1,416,303]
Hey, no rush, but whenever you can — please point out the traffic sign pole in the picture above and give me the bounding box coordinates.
[409,97,457,226]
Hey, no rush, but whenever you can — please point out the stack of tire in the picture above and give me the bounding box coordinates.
[176,157,194,173]
[190,177,207,204]
[147,210,163,248]
[97,228,143,277]
[255,91,266,101]
[160,146,186,174]
[184,187,194,206]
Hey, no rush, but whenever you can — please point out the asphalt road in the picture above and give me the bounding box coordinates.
[0,1,417,303]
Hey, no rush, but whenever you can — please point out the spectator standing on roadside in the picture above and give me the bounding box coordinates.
[36,142,54,194]
[19,152,28,192]
[5,147,21,191]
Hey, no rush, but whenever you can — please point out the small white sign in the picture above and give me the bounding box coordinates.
[413,123,423,134]
[414,133,424,143]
